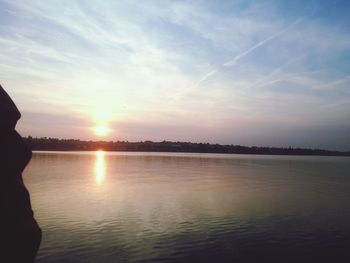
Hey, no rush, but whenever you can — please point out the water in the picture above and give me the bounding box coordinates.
[24,151,350,263]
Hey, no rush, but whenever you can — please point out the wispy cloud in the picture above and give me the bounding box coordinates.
[242,55,305,90]
[314,75,350,90]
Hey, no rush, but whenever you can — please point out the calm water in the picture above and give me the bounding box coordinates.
[24,151,350,263]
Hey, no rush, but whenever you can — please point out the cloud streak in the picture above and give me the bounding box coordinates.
[223,18,304,67]
[178,18,304,98]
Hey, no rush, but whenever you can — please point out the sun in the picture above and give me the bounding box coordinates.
[91,111,113,137]
[93,125,110,137]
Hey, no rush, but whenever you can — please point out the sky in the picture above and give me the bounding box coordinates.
[1,0,350,150]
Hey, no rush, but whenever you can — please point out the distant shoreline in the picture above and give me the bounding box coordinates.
[23,136,350,157]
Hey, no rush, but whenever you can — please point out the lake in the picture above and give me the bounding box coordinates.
[24,151,350,263]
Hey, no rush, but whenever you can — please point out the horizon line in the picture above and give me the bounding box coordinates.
[23,135,350,153]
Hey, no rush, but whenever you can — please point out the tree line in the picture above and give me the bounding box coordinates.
[22,136,350,156]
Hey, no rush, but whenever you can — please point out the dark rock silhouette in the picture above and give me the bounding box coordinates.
[0,85,41,263]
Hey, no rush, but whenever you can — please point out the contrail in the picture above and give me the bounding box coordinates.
[223,18,303,67]
[192,69,217,89]
[170,69,217,100]
[315,75,350,90]
[243,55,305,90]
[171,18,303,100]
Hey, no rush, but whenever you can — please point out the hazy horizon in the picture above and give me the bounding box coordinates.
[1,0,350,151]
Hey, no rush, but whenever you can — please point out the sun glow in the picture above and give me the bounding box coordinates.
[94,125,111,137]
[94,150,106,185]
[91,111,113,137]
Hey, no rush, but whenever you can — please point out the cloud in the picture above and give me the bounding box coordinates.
[314,75,350,90]
[242,55,306,90]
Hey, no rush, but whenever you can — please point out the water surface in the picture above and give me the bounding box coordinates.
[24,151,350,262]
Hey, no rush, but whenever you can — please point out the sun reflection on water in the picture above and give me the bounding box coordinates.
[94,150,106,185]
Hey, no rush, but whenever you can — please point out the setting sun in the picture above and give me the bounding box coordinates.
[93,125,111,137]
